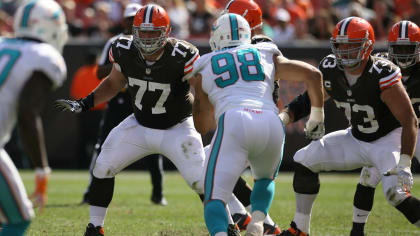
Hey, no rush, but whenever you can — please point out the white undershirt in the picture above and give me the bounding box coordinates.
[344,70,361,86]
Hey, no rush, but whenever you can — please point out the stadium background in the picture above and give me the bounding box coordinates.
[1,0,419,172]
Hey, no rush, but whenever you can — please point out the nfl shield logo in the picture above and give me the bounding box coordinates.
[146,68,151,75]
[347,90,352,97]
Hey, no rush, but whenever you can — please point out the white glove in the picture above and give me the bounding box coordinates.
[304,107,325,140]
[278,111,290,126]
[383,154,413,192]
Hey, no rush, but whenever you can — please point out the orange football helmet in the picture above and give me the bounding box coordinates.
[388,20,420,68]
[224,0,262,31]
[330,17,375,69]
[133,4,171,55]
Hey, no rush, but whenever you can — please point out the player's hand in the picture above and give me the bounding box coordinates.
[304,107,325,140]
[54,99,83,113]
[383,154,413,192]
[30,167,51,211]
[278,111,290,126]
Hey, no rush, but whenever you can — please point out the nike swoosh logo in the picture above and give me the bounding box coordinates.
[357,214,368,217]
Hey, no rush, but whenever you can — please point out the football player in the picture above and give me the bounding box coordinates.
[55,4,245,236]
[0,0,67,235]
[82,3,168,207]
[277,17,420,236]
[190,13,323,236]
[349,20,420,236]
[220,1,282,234]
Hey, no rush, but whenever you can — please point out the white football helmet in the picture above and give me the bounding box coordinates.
[209,13,251,51]
[13,0,68,53]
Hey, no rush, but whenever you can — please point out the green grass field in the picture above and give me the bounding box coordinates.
[20,171,420,236]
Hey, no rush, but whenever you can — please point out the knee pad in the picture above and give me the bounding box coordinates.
[293,163,320,194]
[180,136,205,161]
[359,166,381,188]
[93,162,116,179]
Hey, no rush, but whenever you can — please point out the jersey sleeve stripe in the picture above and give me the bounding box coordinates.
[379,69,401,83]
[380,75,401,90]
[379,73,400,85]
[185,53,200,68]
[108,48,114,63]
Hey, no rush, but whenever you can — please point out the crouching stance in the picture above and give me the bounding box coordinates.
[190,13,323,236]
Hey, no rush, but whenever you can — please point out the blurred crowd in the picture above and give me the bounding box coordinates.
[2,0,420,44]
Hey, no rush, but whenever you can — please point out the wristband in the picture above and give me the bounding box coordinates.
[399,154,412,168]
[308,106,324,123]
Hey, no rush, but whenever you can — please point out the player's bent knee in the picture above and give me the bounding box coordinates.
[359,166,381,188]
[93,162,116,179]
[293,163,320,194]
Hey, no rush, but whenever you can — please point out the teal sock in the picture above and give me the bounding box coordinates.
[204,200,228,236]
[0,221,31,236]
[251,178,275,215]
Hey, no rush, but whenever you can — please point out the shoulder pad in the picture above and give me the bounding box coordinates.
[373,52,389,60]
[167,38,199,57]
[369,57,399,76]
[251,35,274,44]
[318,54,338,70]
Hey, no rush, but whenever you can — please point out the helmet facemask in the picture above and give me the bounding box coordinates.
[331,36,372,71]
[133,24,169,55]
[388,43,419,69]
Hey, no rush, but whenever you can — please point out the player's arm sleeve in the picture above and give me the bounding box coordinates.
[285,91,311,122]
[98,37,114,66]
[109,42,122,72]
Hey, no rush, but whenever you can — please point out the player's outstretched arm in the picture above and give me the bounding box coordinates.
[273,55,326,139]
[17,71,53,211]
[55,64,127,113]
[190,73,216,135]
[382,81,418,190]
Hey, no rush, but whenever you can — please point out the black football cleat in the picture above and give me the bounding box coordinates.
[228,224,241,236]
[151,196,168,206]
[263,223,282,235]
[232,213,251,231]
[84,223,104,236]
[277,221,308,236]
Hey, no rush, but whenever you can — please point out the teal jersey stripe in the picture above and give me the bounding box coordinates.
[0,170,25,223]
[21,0,38,28]
[229,14,239,40]
[204,113,226,201]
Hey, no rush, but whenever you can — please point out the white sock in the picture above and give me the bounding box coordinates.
[353,206,370,223]
[90,206,107,227]
[225,204,234,225]
[264,214,275,225]
[227,194,248,215]
[215,232,227,236]
[293,193,317,234]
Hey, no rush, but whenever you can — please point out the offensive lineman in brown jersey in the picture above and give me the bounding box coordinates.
[55,4,245,236]
[349,20,420,236]
[277,17,420,236]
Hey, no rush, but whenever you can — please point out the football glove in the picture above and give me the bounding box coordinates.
[30,167,51,211]
[383,154,413,192]
[54,99,83,113]
[54,93,94,113]
[304,107,325,140]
